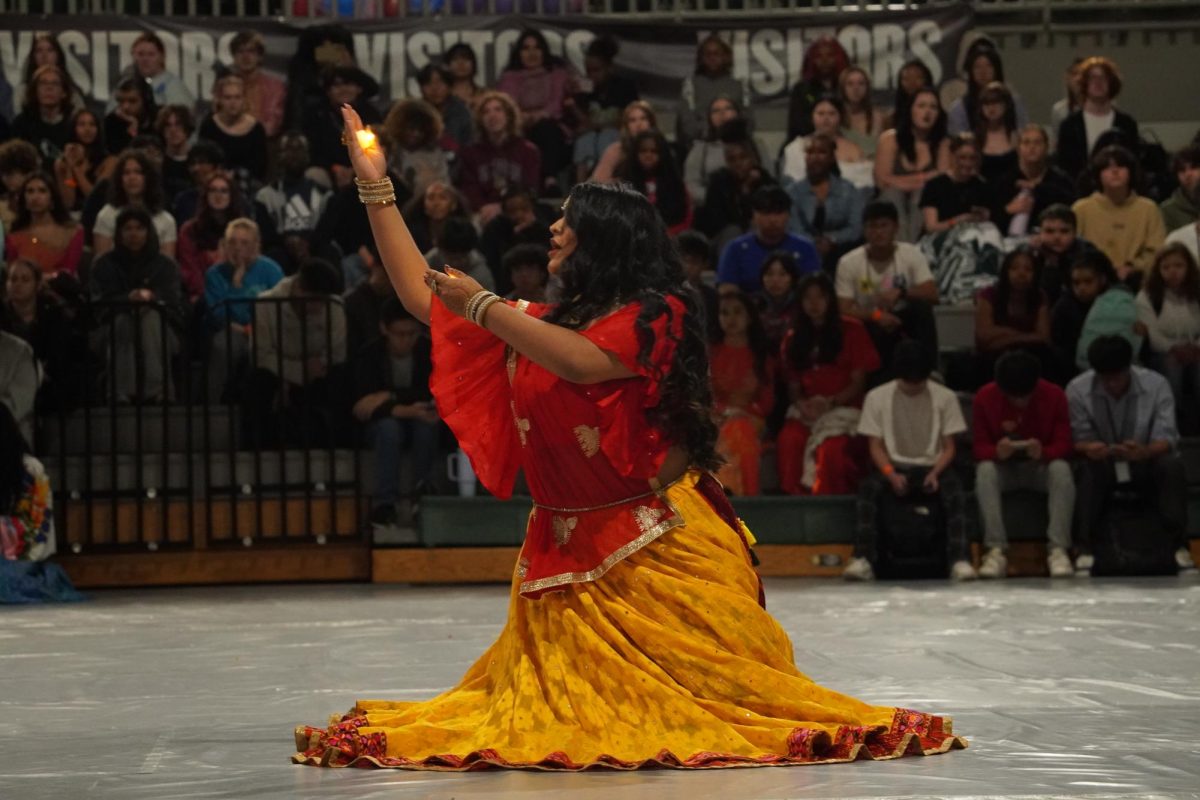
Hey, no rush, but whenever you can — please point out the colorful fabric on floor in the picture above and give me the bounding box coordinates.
[293,471,966,770]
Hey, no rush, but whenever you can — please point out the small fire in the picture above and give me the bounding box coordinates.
[355,129,377,151]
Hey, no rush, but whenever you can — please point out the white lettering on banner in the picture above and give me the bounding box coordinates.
[909,20,944,85]
[0,12,967,111]
[181,32,217,101]
[749,28,786,97]
[0,31,35,92]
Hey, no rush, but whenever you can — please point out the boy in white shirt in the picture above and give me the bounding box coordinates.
[845,340,976,581]
[835,200,940,381]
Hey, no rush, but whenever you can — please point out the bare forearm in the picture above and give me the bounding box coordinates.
[366,203,432,324]
[929,438,956,476]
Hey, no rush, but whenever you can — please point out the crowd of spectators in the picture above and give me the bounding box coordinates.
[2,27,1199,571]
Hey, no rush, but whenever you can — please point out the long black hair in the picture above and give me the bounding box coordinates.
[1145,242,1200,314]
[505,28,564,72]
[0,403,30,516]
[713,290,770,384]
[544,181,720,471]
[619,130,689,228]
[992,247,1044,327]
[896,87,947,165]
[787,273,844,371]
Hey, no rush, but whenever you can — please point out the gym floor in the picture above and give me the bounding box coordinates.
[4,576,1198,799]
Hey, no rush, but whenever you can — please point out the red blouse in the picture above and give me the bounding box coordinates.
[780,316,879,403]
[430,295,689,598]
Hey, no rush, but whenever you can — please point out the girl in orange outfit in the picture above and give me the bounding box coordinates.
[291,106,966,771]
[777,273,880,495]
[710,291,775,495]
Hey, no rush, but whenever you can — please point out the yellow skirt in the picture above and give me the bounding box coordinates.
[293,472,966,770]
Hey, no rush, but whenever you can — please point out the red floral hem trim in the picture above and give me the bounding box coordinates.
[291,707,966,771]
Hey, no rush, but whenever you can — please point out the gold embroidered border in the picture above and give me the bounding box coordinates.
[533,473,686,514]
[519,498,684,595]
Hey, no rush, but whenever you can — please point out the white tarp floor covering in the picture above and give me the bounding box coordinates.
[2,576,1198,800]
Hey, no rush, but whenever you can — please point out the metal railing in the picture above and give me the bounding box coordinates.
[3,0,1199,19]
[37,295,364,554]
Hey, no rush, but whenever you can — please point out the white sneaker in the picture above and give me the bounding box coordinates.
[1075,553,1094,576]
[950,560,977,581]
[977,548,1007,579]
[1047,547,1074,578]
[843,557,875,582]
[1175,548,1196,571]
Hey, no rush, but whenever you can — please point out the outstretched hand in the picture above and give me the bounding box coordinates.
[426,267,487,318]
[340,104,386,183]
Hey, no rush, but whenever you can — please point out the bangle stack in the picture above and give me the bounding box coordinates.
[465,290,503,327]
[355,176,396,206]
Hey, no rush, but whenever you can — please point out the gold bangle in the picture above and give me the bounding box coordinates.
[355,176,396,206]
[465,290,492,323]
[475,294,504,328]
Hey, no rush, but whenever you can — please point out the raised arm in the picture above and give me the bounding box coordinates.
[340,105,432,325]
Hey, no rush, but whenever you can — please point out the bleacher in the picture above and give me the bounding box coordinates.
[5,0,1200,589]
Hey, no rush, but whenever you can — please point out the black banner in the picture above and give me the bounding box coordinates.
[1,7,974,111]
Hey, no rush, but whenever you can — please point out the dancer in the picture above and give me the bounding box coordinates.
[291,104,967,770]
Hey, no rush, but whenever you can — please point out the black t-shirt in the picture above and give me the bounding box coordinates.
[994,165,1078,231]
[918,174,995,222]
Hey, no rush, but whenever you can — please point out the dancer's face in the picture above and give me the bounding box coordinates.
[547,206,578,275]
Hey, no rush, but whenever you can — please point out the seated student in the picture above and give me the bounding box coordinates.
[835,200,940,379]
[92,149,178,259]
[710,291,776,496]
[1160,144,1200,233]
[571,36,639,182]
[845,340,976,582]
[423,217,495,293]
[88,207,187,403]
[244,258,346,449]
[1050,250,1117,382]
[684,96,749,205]
[1055,56,1138,185]
[676,229,720,341]
[1032,203,1099,306]
[754,250,800,355]
[254,132,331,275]
[501,243,550,304]
[479,186,552,296]
[1135,243,1200,427]
[919,133,996,236]
[777,273,879,496]
[415,63,473,150]
[352,298,440,528]
[1067,335,1193,573]
[1,259,74,412]
[402,181,470,256]
[693,120,775,246]
[457,91,541,225]
[169,140,225,226]
[202,218,285,403]
[995,124,1076,236]
[1072,251,1143,374]
[785,132,865,271]
[617,130,691,235]
[715,186,819,295]
[973,350,1076,579]
[1072,145,1166,286]
[383,98,451,198]
[975,247,1054,383]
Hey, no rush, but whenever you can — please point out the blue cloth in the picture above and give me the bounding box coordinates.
[0,561,85,604]
[369,417,440,507]
[787,175,865,246]
[716,232,820,294]
[1066,365,1179,449]
[204,256,286,330]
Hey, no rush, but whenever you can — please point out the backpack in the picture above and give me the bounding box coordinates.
[876,488,948,580]
[1092,491,1178,577]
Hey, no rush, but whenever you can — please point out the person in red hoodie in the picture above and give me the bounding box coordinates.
[972,350,1076,579]
[457,91,541,226]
